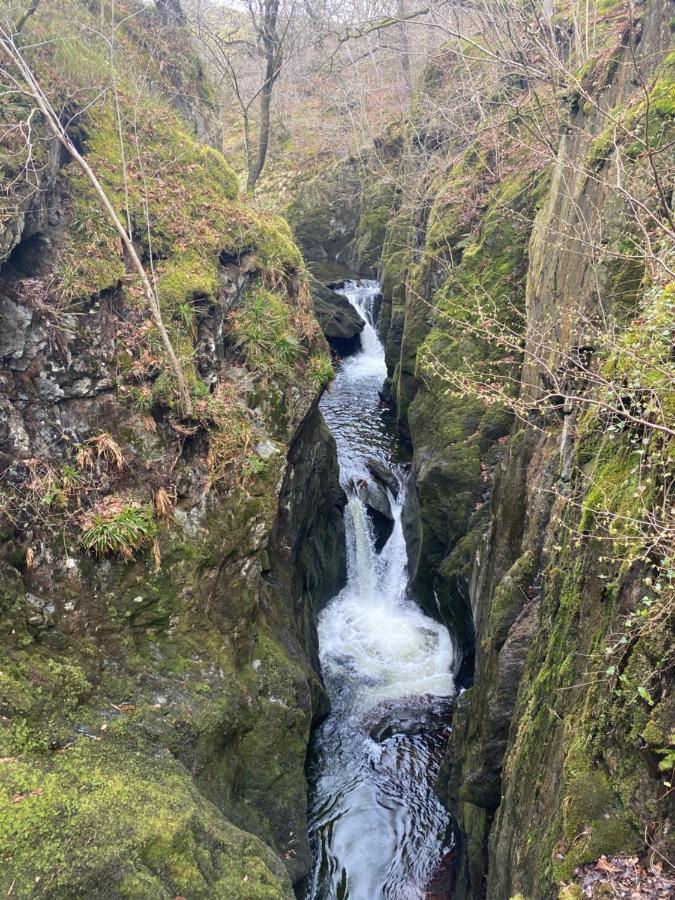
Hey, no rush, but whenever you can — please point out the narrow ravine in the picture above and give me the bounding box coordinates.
[306,280,458,900]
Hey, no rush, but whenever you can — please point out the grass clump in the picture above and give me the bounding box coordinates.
[79,498,156,560]
[306,353,334,389]
[229,286,303,377]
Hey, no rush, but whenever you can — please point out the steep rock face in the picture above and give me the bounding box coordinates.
[285,141,399,276]
[0,3,345,897]
[478,5,675,896]
[286,159,363,267]
[379,106,548,673]
[376,1,674,897]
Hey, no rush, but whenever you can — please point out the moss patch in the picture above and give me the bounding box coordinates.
[0,741,293,899]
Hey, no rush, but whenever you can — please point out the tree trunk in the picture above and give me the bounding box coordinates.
[246,0,281,194]
[13,0,42,35]
[397,0,412,92]
[247,57,276,193]
[155,0,185,25]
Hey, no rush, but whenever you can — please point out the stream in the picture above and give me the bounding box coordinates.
[305,280,458,900]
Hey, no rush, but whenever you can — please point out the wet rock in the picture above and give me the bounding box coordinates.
[365,457,399,497]
[310,277,363,353]
[354,478,394,552]
[364,694,454,742]
[357,478,392,522]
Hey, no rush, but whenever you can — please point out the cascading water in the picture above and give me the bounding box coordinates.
[306,280,457,900]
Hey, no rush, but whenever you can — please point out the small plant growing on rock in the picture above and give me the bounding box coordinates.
[79,498,156,560]
[153,487,175,520]
[207,414,255,485]
[242,453,268,481]
[77,433,124,472]
[229,285,303,377]
[307,353,334,389]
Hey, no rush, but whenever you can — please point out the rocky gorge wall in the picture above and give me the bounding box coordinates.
[355,1,674,896]
[0,3,347,897]
[284,130,401,278]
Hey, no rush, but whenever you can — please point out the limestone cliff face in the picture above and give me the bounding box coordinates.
[376,1,674,896]
[0,3,345,897]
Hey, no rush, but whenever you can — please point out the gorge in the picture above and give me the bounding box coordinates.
[306,279,456,899]
[0,1,673,899]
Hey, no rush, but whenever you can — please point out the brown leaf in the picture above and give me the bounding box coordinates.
[154,487,174,520]
[595,855,620,873]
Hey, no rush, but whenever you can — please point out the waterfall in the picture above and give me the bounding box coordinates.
[306,280,457,900]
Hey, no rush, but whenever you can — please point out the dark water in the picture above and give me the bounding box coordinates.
[305,281,457,900]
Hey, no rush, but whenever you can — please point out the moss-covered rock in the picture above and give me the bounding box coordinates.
[373,4,675,899]
[0,741,293,899]
[0,2,347,894]
[309,277,364,348]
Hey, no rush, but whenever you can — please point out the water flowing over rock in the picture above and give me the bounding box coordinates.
[305,280,457,899]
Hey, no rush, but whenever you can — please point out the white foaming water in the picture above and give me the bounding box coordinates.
[319,492,455,713]
[320,280,391,486]
[307,280,456,900]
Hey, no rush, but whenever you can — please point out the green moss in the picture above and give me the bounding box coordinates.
[642,695,675,747]
[533,724,639,882]
[649,76,675,119]
[158,251,219,313]
[354,181,397,272]
[0,741,292,899]
[248,211,305,274]
[579,450,639,534]
[558,887,583,900]
[489,552,535,647]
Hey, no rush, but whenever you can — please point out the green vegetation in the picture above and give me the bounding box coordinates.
[0,4,329,892]
[79,501,157,559]
[0,741,292,899]
[229,286,304,377]
[306,353,334,389]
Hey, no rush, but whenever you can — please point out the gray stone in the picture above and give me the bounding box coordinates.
[309,277,364,344]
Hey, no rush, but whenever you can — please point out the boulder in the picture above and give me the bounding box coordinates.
[309,277,363,353]
[353,477,394,552]
[365,457,400,497]
[364,694,454,742]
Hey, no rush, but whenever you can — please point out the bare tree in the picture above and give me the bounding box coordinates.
[155,0,186,25]
[246,0,284,192]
